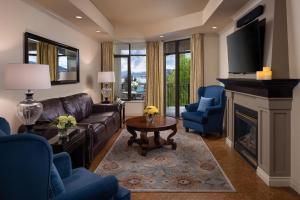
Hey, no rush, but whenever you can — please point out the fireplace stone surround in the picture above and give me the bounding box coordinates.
[218,78,299,187]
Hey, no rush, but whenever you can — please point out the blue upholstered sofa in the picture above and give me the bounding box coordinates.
[0,117,130,200]
[181,85,226,135]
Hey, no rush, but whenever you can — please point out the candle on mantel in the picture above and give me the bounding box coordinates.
[264,70,272,80]
[256,71,265,80]
[263,67,271,72]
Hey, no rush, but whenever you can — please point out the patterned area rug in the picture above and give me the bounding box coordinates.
[95,129,235,192]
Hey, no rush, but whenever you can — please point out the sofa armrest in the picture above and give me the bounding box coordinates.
[92,104,120,113]
[76,123,94,164]
[54,175,119,200]
[185,103,198,112]
[53,152,72,179]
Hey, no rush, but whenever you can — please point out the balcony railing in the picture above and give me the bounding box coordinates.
[166,83,190,107]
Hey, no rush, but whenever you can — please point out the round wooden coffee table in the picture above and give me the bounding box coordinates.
[126,116,177,156]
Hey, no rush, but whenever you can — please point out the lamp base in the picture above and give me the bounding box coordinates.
[16,90,43,127]
[101,97,111,104]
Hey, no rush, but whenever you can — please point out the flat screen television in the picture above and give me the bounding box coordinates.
[227,19,265,74]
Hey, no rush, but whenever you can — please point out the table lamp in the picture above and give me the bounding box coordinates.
[4,64,51,130]
[98,71,115,103]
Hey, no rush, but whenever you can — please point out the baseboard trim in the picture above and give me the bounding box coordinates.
[225,137,233,148]
[291,179,300,194]
[256,167,291,187]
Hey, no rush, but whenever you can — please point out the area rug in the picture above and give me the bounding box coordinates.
[95,129,235,192]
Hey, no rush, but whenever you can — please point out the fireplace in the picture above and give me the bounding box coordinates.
[234,104,258,168]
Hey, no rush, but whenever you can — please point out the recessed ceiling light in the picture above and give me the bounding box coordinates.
[212,26,217,29]
[159,35,164,38]
[75,16,82,19]
[96,30,101,33]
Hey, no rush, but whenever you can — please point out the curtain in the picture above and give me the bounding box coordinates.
[146,41,164,115]
[37,42,57,81]
[190,33,204,103]
[101,41,114,101]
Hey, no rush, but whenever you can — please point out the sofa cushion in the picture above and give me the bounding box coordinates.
[181,112,206,123]
[61,93,93,121]
[197,97,214,112]
[79,113,114,126]
[49,163,65,198]
[39,98,66,122]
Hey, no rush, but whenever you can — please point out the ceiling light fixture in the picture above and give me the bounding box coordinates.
[159,35,164,38]
[212,26,217,29]
[75,16,82,19]
[96,30,101,33]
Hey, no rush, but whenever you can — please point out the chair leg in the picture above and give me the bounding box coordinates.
[185,128,189,132]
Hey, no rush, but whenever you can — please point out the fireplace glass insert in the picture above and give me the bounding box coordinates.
[234,104,258,168]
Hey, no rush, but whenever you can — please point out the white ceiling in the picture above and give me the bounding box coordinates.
[23,0,250,41]
[91,0,209,25]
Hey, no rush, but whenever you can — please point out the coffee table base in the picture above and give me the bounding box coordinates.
[127,128,177,156]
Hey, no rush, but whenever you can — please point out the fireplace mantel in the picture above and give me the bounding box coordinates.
[217,78,299,98]
[219,78,299,187]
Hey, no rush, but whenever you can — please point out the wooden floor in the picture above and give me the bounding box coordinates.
[89,121,300,200]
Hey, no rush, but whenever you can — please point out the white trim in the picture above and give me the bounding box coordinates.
[256,167,291,187]
[225,137,233,148]
[291,179,300,194]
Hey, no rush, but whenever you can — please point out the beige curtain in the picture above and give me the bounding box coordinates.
[37,42,57,81]
[146,41,164,116]
[190,33,204,103]
[101,41,114,101]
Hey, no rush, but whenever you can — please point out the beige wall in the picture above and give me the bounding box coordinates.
[204,34,219,85]
[0,0,101,132]
[287,0,300,194]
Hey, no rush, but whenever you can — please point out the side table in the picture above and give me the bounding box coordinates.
[119,102,126,126]
[48,128,86,168]
[19,125,86,168]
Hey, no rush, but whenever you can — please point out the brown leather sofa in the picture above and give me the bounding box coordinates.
[33,93,120,165]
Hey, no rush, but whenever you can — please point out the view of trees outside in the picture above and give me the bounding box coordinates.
[166,53,191,107]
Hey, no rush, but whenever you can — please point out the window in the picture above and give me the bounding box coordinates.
[114,43,146,101]
[164,39,191,117]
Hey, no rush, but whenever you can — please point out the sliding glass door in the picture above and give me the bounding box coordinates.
[164,39,191,118]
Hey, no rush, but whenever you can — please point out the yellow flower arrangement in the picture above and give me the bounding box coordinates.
[144,106,159,115]
[54,115,77,131]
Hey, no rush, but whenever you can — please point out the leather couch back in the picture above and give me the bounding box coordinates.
[61,93,93,121]
[39,98,67,122]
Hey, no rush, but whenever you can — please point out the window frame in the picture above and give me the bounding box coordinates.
[163,38,191,117]
[114,43,146,101]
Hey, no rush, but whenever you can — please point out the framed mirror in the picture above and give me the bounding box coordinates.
[24,32,79,85]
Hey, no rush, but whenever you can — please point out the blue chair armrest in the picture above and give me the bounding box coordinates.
[54,175,119,200]
[185,103,198,112]
[204,105,223,116]
[53,152,72,179]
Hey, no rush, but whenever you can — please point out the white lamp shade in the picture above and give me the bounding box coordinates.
[4,64,51,90]
[98,71,115,83]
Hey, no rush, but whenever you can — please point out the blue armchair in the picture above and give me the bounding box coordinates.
[181,85,226,135]
[0,117,130,200]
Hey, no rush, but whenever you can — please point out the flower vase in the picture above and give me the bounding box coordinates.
[146,114,155,123]
[58,129,68,138]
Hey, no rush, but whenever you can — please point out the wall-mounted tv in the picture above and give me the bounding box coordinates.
[227,19,265,74]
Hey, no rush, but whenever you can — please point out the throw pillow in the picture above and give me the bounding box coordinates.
[197,97,214,112]
[49,164,65,198]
